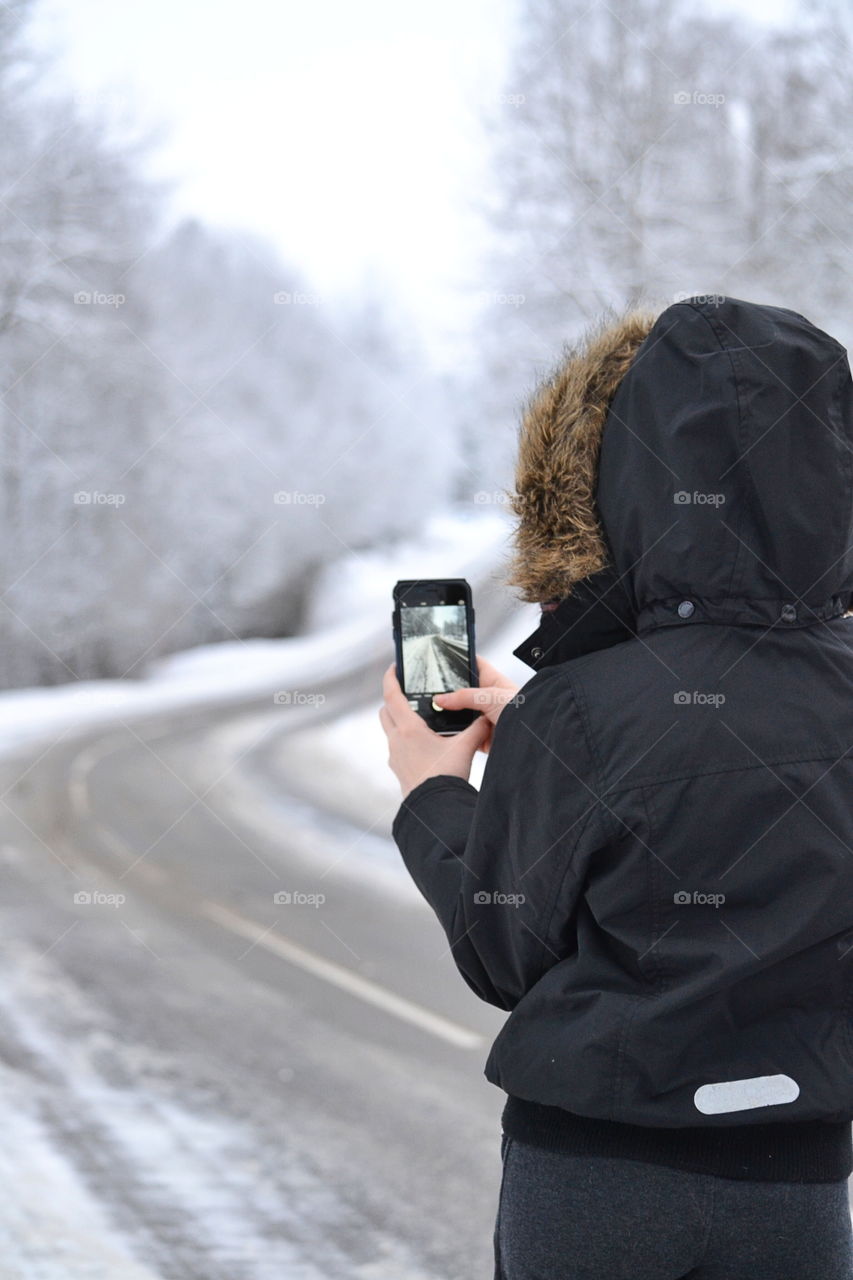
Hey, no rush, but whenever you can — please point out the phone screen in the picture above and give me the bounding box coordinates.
[399,600,471,695]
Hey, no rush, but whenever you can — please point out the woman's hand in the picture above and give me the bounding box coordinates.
[379,662,491,799]
[379,655,522,798]
[432,654,521,755]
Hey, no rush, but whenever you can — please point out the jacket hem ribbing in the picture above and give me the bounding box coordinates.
[501,1095,853,1183]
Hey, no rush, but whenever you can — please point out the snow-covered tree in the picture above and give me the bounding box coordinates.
[471,0,853,491]
[0,2,460,687]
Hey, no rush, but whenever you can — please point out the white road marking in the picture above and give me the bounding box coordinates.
[94,823,137,864]
[131,862,168,885]
[68,734,174,876]
[68,724,179,820]
[68,729,484,1053]
[200,899,485,1052]
[68,735,128,818]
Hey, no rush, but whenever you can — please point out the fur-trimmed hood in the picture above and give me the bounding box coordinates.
[508,295,853,671]
[505,305,661,605]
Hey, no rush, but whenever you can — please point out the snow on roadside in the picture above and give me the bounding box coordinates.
[0,941,451,1280]
[0,1027,162,1280]
[0,509,511,759]
[0,1097,162,1280]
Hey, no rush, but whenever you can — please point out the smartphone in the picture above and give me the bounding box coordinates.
[392,579,479,734]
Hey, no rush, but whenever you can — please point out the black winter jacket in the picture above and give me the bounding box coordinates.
[392,296,853,1178]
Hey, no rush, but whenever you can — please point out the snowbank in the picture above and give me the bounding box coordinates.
[0,508,521,758]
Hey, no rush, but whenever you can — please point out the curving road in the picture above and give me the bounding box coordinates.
[0,614,513,1278]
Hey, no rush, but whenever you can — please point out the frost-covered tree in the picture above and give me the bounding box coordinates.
[472,0,853,491]
[0,0,171,684]
[0,1,459,687]
[124,220,457,657]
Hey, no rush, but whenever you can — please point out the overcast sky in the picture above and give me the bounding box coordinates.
[28,0,799,367]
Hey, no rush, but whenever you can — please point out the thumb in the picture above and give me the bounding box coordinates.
[458,709,491,749]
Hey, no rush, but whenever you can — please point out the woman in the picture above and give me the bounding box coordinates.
[380,294,853,1279]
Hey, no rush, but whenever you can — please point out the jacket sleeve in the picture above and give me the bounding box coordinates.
[390,667,610,1011]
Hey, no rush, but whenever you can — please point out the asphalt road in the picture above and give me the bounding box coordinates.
[0,650,511,1278]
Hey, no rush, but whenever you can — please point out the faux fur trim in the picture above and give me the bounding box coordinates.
[503,305,662,604]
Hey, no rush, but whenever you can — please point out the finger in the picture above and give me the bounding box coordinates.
[378,704,395,736]
[382,661,416,720]
[474,653,502,683]
[474,653,515,689]
[458,711,492,749]
[433,686,500,711]
[379,684,398,731]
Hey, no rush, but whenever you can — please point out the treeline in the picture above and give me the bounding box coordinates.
[0,0,459,686]
[5,0,852,686]
[470,0,853,490]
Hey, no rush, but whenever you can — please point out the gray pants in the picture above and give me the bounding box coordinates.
[494,1135,853,1280]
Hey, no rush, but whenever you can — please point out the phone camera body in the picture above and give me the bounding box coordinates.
[392,578,479,735]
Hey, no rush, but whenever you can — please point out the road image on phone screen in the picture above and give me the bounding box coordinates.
[400,602,470,694]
